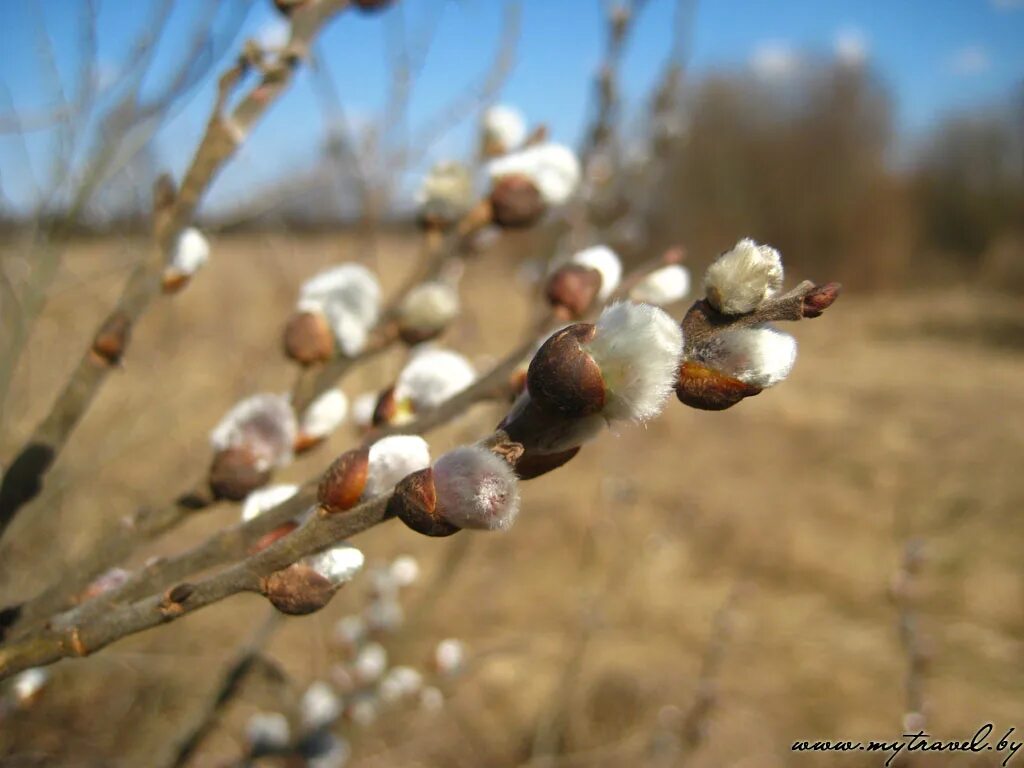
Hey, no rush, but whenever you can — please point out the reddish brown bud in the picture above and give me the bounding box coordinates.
[208,446,272,501]
[283,310,335,365]
[527,323,605,418]
[91,312,131,366]
[489,174,546,228]
[250,521,299,554]
[262,564,337,615]
[675,361,761,411]
[388,468,460,537]
[372,386,398,426]
[294,432,324,454]
[161,272,191,294]
[802,282,842,318]
[318,448,370,513]
[514,446,581,480]
[545,264,603,318]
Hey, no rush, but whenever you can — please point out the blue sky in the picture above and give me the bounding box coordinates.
[1,0,1022,216]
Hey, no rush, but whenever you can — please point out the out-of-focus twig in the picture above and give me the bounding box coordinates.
[159,608,283,768]
[0,0,352,541]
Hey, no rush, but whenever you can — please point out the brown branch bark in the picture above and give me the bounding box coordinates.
[0,0,352,541]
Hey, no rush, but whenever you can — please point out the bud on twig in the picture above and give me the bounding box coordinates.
[296,389,349,452]
[208,394,298,499]
[318,448,369,513]
[90,312,131,366]
[162,227,210,293]
[480,104,527,158]
[629,264,691,306]
[375,348,475,425]
[801,282,842,318]
[363,435,432,498]
[209,446,273,501]
[675,361,762,411]
[396,282,460,344]
[263,564,336,615]
[416,161,474,229]
[283,309,335,365]
[294,264,381,357]
[487,143,581,228]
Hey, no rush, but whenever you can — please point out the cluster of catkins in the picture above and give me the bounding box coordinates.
[244,554,465,767]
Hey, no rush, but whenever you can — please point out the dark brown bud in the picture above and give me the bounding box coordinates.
[802,282,842,318]
[372,386,406,426]
[514,446,581,480]
[262,564,337,615]
[353,0,394,11]
[208,446,272,501]
[91,312,131,366]
[526,323,605,418]
[675,361,761,411]
[294,432,323,454]
[489,174,546,228]
[250,521,299,554]
[283,310,335,366]
[388,468,460,537]
[318,448,370,513]
[545,264,603,318]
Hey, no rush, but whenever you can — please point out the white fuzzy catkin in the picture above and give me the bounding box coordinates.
[432,446,521,531]
[584,302,684,423]
[12,668,49,702]
[241,483,300,522]
[209,393,298,470]
[481,104,527,153]
[304,543,365,586]
[704,238,784,315]
[363,435,432,498]
[415,161,473,219]
[353,642,388,684]
[629,264,691,306]
[434,638,466,675]
[351,392,378,429]
[393,348,475,410]
[333,615,367,648]
[301,681,343,731]
[389,555,420,587]
[570,245,623,300]
[379,666,424,703]
[487,142,581,206]
[246,712,291,752]
[300,389,349,439]
[397,282,460,336]
[168,227,210,276]
[694,326,797,388]
[299,264,381,356]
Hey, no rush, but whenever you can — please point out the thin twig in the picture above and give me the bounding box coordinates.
[0,0,352,540]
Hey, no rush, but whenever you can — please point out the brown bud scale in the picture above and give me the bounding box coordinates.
[283,310,335,365]
[489,174,546,229]
[208,446,272,501]
[527,323,605,418]
[388,468,460,538]
[318,448,370,513]
[263,564,337,615]
[675,361,761,411]
[545,264,602,318]
[91,312,131,366]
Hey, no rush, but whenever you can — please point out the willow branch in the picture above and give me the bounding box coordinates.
[0,0,353,541]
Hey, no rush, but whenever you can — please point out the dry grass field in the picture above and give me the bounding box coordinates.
[1,233,1022,767]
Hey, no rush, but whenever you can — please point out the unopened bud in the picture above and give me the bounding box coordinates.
[318,448,370,512]
[91,312,131,366]
[433,638,466,676]
[513,446,581,480]
[388,468,459,537]
[301,680,342,731]
[296,389,349,451]
[209,445,272,501]
[246,712,290,755]
[397,282,460,344]
[570,245,622,301]
[802,282,842,318]
[481,104,527,157]
[416,161,474,228]
[489,173,546,228]
[545,264,602,318]
[629,264,691,306]
[284,309,335,365]
[263,563,336,615]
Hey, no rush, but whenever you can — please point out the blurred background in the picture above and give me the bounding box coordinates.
[0,0,1022,766]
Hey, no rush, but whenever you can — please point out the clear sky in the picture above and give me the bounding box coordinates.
[1,0,1022,216]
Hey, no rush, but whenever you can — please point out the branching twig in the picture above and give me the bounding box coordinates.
[0,0,352,540]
